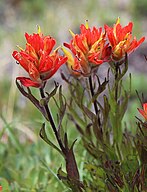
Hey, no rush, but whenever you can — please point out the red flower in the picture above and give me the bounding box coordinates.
[62,21,111,76]
[105,18,145,61]
[138,103,147,120]
[0,186,2,191]
[12,27,67,87]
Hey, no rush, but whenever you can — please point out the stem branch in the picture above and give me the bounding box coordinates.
[89,75,101,128]
[39,87,65,154]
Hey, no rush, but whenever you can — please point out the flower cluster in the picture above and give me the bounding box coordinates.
[62,21,111,76]
[63,18,145,76]
[12,19,145,86]
[12,27,67,87]
[105,18,145,61]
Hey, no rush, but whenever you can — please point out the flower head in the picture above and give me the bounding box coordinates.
[105,18,145,61]
[138,103,147,120]
[12,27,67,87]
[62,21,111,76]
[0,186,2,191]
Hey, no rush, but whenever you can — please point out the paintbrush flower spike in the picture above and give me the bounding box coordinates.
[62,20,111,76]
[105,18,145,61]
[12,27,67,87]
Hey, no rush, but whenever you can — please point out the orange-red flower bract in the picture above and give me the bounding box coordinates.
[105,18,145,61]
[63,22,111,76]
[12,31,67,87]
[138,103,147,120]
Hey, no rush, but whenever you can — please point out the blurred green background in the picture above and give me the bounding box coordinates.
[0,0,147,191]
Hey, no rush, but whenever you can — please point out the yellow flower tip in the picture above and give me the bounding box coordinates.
[60,45,65,52]
[16,45,24,51]
[61,47,74,65]
[85,19,89,29]
[26,43,31,46]
[36,24,41,35]
[69,29,75,37]
[124,32,131,39]
[61,46,67,55]
[116,17,120,25]
[54,46,61,53]
[61,46,70,56]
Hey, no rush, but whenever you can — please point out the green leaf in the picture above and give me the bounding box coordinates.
[82,105,96,121]
[92,77,108,102]
[16,79,45,116]
[39,123,63,156]
[57,166,67,180]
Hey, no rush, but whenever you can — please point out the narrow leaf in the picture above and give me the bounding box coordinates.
[39,123,63,156]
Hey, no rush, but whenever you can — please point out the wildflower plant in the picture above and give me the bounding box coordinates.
[11,18,147,191]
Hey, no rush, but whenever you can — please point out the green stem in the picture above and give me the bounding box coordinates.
[114,63,122,155]
[115,63,119,102]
